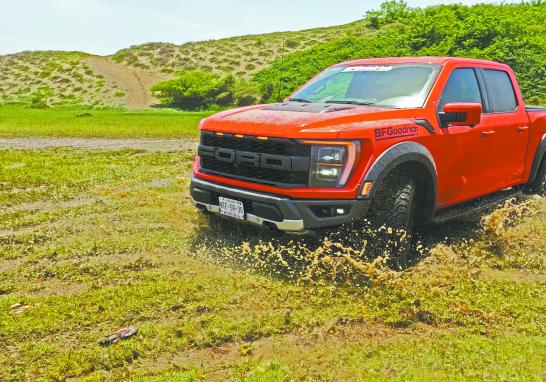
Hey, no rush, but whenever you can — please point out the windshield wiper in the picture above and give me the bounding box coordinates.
[288,98,312,103]
[325,100,377,106]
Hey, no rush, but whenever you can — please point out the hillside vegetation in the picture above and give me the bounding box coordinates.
[255,1,546,104]
[111,22,365,77]
[0,22,365,108]
[0,51,108,107]
[1,1,545,109]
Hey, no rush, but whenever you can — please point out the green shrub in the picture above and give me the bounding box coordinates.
[38,71,52,79]
[151,70,259,110]
[151,70,229,110]
[285,39,299,49]
[29,98,49,109]
[75,111,92,118]
[215,91,234,106]
[28,87,53,109]
[365,0,411,29]
[233,81,259,106]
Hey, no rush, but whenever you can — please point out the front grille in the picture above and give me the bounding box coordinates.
[199,131,311,187]
[201,158,309,185]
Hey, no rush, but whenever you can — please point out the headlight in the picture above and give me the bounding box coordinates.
[302,140,360,188]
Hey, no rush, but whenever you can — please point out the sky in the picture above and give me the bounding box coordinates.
[0,0,518,56]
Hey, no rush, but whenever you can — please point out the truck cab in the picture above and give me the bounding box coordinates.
[190,57,546,245]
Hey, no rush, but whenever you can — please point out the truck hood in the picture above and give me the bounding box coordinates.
[200,103,419,139]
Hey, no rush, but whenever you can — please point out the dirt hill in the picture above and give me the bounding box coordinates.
[0,20,366,109]
[86,56,169,109]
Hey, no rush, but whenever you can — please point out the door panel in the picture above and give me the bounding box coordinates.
[480,69,529,187]
[437,68,499,204]
[441,114,499,202]
[488,111,529,186]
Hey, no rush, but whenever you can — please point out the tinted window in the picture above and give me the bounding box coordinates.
[482,69,517,113]
[438,68,482,111]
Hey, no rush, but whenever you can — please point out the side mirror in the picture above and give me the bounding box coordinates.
[439,102,482,128]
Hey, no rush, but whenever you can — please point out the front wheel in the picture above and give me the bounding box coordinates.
[368,174,418,267]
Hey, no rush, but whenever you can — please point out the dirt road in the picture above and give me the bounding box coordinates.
[87,56,171,109]
[0,138,198,152]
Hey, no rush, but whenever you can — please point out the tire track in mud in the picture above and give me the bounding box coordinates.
[139,319,451,381]
[0,177,180,239]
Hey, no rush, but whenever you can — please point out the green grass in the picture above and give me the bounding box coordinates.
[0,105,210,138]
[231,334,546,381]
[0,147,544,381]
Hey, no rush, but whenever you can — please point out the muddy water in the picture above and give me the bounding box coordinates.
[190,220,428,287]
[190,197,535,286]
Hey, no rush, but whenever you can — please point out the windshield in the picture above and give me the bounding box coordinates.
[291,64,441,109]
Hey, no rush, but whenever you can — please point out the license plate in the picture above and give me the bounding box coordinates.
[219,197,245,220]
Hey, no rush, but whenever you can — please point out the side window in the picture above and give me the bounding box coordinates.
[482,69,517,113]
[438,68,482,112]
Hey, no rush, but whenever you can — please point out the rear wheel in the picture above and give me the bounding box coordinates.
[526,159,546,196]
[368,173,418,267]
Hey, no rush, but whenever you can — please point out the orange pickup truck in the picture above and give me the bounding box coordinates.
[191,57,546,247]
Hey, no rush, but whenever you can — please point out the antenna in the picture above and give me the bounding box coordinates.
[276,38,286,103]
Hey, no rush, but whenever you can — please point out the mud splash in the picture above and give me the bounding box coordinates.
[190,218,428,287]
[190,196,545,288]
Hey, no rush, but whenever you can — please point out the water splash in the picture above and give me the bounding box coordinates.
[189,218,427,287]
[189,196,544,287]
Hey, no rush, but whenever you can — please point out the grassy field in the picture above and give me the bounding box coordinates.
[0,105,209,138]
[0,143,544,381]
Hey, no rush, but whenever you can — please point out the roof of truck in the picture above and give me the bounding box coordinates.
[337,56,506,67]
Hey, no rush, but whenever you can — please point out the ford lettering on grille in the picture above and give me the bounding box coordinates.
[199,146,292,171]
[198,132,311,187]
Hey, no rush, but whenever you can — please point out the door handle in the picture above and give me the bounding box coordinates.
[481,130,495,137]
[517,126,529,132]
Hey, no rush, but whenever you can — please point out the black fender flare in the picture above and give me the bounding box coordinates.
[528,133,546,183]
[361,141,438,221]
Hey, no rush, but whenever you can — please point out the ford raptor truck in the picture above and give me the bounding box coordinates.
[190,57,546,252]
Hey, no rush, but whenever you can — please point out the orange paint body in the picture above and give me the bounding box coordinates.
[193,57,546,220]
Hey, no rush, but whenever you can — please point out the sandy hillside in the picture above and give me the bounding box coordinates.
[0,20,366,108]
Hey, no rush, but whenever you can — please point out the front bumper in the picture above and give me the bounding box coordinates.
[190,175,371,232]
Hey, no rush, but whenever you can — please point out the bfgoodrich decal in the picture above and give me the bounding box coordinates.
[374,125,418,141]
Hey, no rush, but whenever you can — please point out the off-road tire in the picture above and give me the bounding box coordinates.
[369,174,417,267]
[526,159,546,196]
